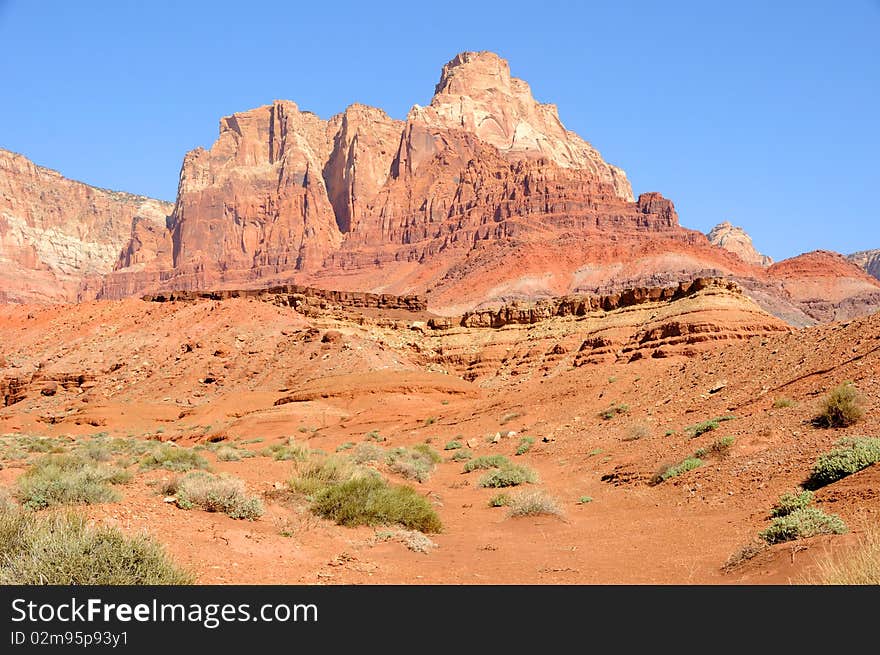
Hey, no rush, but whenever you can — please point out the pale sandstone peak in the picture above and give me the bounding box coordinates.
[848,249,880,281]
[407,51,634,201]
[707,221,773,267]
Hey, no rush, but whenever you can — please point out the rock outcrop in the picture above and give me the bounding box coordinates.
[0,148,172,303]
[4,52,879,326]
[707,221,773,267]
[95,51,727,309]
[849,249,880,281]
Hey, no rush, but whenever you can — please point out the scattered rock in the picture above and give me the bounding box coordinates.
[322,330,343,344]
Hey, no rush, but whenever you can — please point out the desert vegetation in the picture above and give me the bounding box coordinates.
[812,383,864,428]
[0,505,192,584]
[806,437,880,489]
[167,471,263,520]
[15,453,130,509]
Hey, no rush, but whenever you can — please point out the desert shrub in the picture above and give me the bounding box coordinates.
[173,471,263,520]
[15,454,131,510]
[686,419,719,438]
[14,435,67,454]
[215,446,255,462]
[463,455,511,473]
[374,528,437,553]
[261,439,309,462]
[773,397,796,409]
[578,496,593,504]
[811,522,880,584]
[311,476,441,533]
[364,430,385,442]
[488,493,512,507]
[412,443,442,464]
[423,417,437,427]
[770,490,814,518]
[0,507,193,584]
[499,412,522,426]
[759,507,847,544]
[140,444,210,472]
[507,490,562,518]
[288,456,365,497]
[623,424,650,442]
[685,415,736,439]
[599,403,629,420]
[652,457,703,485]
[387,447,438,483]
[444,440,463,451]
[478,464,537,488]
[806,437,880,489]
[812,383,864,428]
[515,436,535,455]
[336,442,355,452]
[450,449,473,462]
[722,540,769,572]
[351,442,384,464]
[693,436,735,459]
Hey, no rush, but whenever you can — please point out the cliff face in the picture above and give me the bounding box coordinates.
[849,249,880,281]
[4,51,879,325]
[96,51,707,307]
[707,221,773,267]
[0,148,172,303]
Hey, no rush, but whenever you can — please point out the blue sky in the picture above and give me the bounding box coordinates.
[0,1,877,260]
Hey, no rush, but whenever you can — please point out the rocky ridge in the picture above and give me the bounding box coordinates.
[0,148,172,303]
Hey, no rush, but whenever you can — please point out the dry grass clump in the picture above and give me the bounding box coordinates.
[172,471,263,520]
[506,489,563,518]
[0,506,193,584]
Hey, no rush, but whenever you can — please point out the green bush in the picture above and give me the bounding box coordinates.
[335,442,355,452]
[450,449,473,462]
[173,472,263,520]
[807,437,880,488]
[685,415,736,438]
[215,446,255,462]
[14,454,131,510]
[311,476,441,533]
[444,440,463,451]
[771,490,814,518]
[364,430,385,442]
[0,507,193,584]
[599,403,629,420]
[578,496,593,504]
[686,419,718,438]
[488,493,512,507]
[652,457,703,484]
[515,436,535,455]
[813,383,864,428]
[759,507,847,544]
[478,464,537,488]
[260,439,309,462]
[463,455,510,473]
[289,456,366,497]
[412,443,442,464]
[773,397,796,409]
[140,444,210,472]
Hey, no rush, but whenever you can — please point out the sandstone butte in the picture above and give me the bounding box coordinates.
[1,51,879,325]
